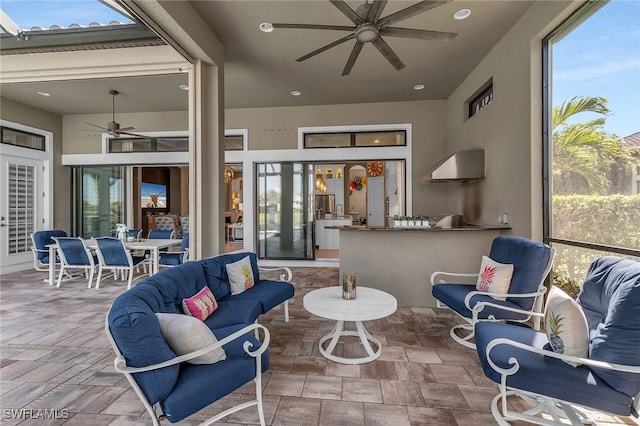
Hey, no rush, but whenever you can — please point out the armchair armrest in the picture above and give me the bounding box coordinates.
[467,286,547,329]
[430,271,478,286]
[113,323,270,374]
[259,266,293,282]
[486,336,640,376]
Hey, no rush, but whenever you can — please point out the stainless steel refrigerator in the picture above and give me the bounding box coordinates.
[314,194,335,218]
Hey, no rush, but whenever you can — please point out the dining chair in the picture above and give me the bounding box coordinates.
[159,233,189,268]
[147,229,176,239]
[93,237,147,290]
[52,237,97,288]
[30,230,67,272]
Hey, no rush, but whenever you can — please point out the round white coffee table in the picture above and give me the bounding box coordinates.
[303,286,397,365]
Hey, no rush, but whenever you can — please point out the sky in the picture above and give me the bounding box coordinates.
[1,0,128,28]
[2,0,638,138]
[552,0,640,138]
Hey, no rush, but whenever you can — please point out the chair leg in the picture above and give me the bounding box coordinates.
[56,265,65,288]
[284,300,290,322]
[127,268,133,290]
[95,266,103,289]
[87,268,95,289]
[450,323,476,349]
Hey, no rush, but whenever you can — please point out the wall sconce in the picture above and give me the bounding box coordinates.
[224,165,234,184]
[336,168,343,179]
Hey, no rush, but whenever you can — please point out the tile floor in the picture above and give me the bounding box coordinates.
[0,266,637,425]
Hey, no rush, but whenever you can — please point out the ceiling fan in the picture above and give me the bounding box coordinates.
[269,0,458,76]
[85,90,140,137]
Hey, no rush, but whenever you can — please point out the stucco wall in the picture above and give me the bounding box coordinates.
[0,97,69,231]
[227,100,455,215]
[445,0,577,239]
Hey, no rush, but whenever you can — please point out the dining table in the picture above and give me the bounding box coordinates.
[48,238,183,286]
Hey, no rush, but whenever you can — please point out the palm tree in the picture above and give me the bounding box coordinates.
[552,96,632,194]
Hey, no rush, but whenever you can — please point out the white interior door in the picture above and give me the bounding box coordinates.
[0,155,43,273]
[367,176,385,227]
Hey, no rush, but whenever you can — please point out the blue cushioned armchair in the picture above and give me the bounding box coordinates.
[31,230,67,272]
[431,236,555,349]
[475,256,640,425]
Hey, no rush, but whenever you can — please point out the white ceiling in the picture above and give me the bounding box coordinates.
[0,0,534,115]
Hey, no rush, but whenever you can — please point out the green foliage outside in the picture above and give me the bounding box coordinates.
[551,194,640,286]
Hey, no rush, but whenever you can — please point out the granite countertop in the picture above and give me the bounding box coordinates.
[326,224,511,231]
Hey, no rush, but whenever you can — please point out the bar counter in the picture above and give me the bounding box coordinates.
[333,225,511,307]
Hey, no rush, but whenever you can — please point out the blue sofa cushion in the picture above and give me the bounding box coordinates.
[108,284,179,405]
[160,323,269,423]
[203,299,263,329]
[475,321,635,416]
[488,236,551,310]
[225,280,295,314]
[144,261,209,313]
[576,256,640,397]
[33,230,67,261]
[432,284,531,321]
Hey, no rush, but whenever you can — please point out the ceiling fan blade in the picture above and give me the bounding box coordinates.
[380,27,457,42]
[378,0,452,28]
[296,33,355,62]
[118,126,136,132]
[84,121,109,131]
[366,0,388,23]
[117,130,144,137]
[272,23,354,32]
[342,41,364,76]
[329,0,363,25]
[372,37,405,71]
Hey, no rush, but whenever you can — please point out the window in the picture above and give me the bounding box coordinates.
[543,0,640,283]
[224,135,244,151]
[1,126,45,151]
[304,130,406,148]
[467,79,493,119]
[109,136,188,153]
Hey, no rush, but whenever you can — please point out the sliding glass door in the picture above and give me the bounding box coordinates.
[72,166,125,238]
[257,162,313,260]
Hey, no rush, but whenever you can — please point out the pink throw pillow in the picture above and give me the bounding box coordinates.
[182,286,218,321]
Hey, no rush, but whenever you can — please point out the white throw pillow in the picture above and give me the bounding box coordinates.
[544,286,589,367]
[155,313,226,364]
[475,255,514,300]
[226,255,255,295]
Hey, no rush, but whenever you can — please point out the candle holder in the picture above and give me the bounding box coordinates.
[342,273,357,300]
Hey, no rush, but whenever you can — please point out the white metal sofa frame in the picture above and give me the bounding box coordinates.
[431,247,556,349]
[105,314,270,426]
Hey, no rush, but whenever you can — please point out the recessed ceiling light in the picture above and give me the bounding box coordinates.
[291,90,301,96]
[36,91,50,97]
[454,9,471,20]
[414,84,425,90]
[259,23,274,33]
[179,84,189,91]
[374,140,380,144]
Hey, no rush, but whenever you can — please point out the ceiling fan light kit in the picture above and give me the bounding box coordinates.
[267,0,459,76]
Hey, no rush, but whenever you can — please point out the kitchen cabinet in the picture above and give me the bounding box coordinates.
[315,218,352,249]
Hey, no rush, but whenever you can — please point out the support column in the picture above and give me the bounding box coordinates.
[189,60,224,259]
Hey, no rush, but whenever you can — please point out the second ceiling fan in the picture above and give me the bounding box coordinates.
[269,0,458,76]
[85,89,141,137]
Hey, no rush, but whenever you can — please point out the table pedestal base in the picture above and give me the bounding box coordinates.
[319,320,381,365]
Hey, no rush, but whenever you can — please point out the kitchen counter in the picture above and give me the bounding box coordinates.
[326,224,510,231]
[335,225,511,307]
[315,218,353,249]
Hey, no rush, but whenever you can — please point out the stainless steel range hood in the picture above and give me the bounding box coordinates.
[419,149,485,183]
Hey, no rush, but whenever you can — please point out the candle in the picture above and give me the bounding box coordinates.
[343,273,357,300]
